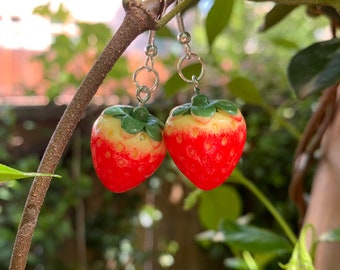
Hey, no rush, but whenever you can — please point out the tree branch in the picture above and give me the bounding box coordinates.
[157,0,195,29]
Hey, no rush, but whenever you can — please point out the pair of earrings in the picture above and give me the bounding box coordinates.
[90,1,247,193]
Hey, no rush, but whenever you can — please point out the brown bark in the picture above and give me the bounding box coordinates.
[303,84,340,269]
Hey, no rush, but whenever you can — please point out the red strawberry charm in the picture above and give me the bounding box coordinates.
[164,94,246,190]
[91,105,166,193]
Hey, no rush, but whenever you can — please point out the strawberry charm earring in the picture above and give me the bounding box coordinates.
[164,1,247,190]
[90,0,245,192]
[91,30,166,193]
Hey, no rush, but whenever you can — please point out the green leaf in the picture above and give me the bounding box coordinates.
[279,224,315,269]
[254,253,279,269]
[51,34,75,68]
[228,77,264,105]
[52,3,70,23]
[33,3,70,22]
[259,5,297,32]
[242,250,260,270]
[320,227,340,243]
[215,100,238,115]
[0,164,61,182]
[198,186,242,230]
[287,38,340,99]
[221,220,292,254]
[33,3,52,17]
[121,115,145,134]
[224,257,248,269]
[271,37,299,50]
[171,103,192,116]
[191,94,210,106]
[191,103,216,117]
[145,123,162,142]
[132,107,149,123]
[206,0,235,47]
[104,105,133,117]
[147,115,164,128]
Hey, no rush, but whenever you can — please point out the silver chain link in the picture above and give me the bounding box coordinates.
[132,30,160,106]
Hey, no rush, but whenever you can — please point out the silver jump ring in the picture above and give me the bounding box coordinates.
[136,86,152,105]
[177,53,205,84]
[132,66,160,93]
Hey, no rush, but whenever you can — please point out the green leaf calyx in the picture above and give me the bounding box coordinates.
[172,94,238,117]
[103,105,164,142]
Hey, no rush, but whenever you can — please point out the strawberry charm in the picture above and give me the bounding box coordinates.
[90,27,167,193]
[91,105,166,193]
[164,94,246,190]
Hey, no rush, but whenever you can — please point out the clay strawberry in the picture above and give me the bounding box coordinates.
[91,105,166,193]
[164,94,246,190]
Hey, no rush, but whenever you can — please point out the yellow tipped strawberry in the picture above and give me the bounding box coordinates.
[91,106,166,193]
[164,94,246,190]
